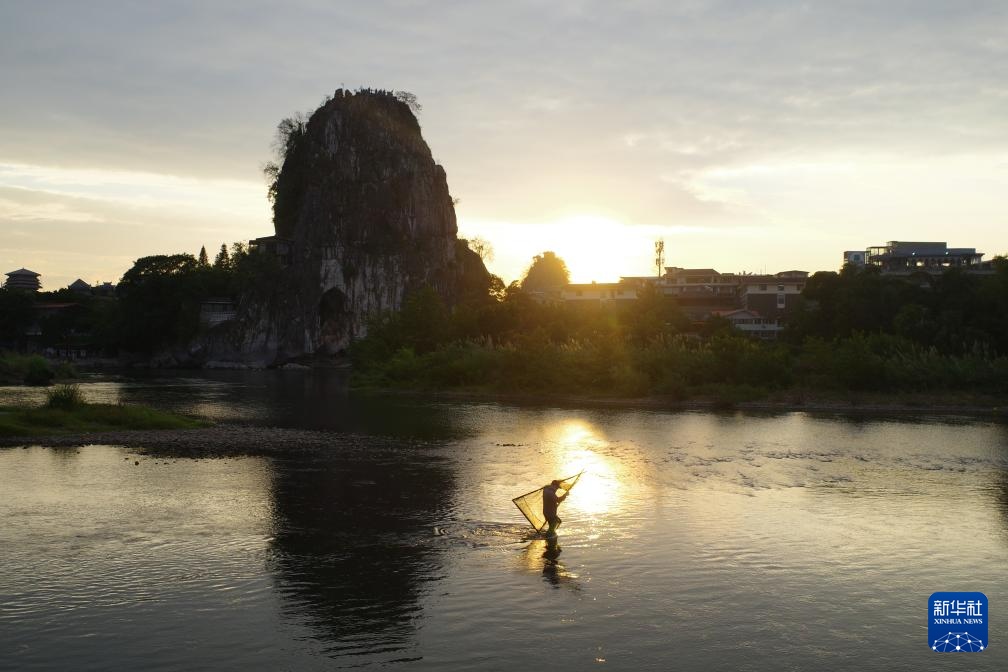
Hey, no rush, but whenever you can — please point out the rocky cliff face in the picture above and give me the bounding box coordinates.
[238,89,486,362]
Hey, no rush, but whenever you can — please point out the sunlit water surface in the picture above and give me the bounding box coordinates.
[2,371,1007,670]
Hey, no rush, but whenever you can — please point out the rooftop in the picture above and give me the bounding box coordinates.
[5,268,40,277]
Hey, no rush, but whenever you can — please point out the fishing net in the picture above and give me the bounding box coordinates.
[512,471,584,532]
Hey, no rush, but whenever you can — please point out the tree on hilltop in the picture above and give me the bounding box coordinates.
[521,251,571,291]
[465,236,494,263]
[394,90,422,115]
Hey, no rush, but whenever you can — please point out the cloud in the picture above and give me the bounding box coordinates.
[1,1,1006,280]
[0,163,272,288]
[0,162,269,221]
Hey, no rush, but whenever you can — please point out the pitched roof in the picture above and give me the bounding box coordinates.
[668,267,720,275]
[5,268,40,277]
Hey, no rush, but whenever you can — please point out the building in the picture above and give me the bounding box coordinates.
[658,268,739,321]
[525,287,563,305]
[843,250,866,267]
[199,298,237,326]
[648,267,807,323]
[92,281,117,297]
[68,279,92,295]
[663,267,739,299]
[249,235,293,266]
[844,241,990,275]
[711,309,780,340]
[542,265,807,337]
[560,281,638,303]
[4,268,41,291]
[737,271,807,320]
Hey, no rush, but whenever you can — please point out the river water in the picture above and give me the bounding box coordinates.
[2,370,1007,670]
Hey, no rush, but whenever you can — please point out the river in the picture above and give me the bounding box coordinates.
[2,370,1006,670]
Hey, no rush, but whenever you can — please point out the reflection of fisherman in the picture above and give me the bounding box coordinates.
[541,536,562,586]
[542,479,568,536]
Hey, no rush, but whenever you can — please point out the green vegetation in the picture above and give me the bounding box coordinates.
[0,385,208,438]
[353,331,1008,401]
[787,262,1008,355]
[351,256,1008,404]
[0,241,281,358]
[46,383,85,409]
[115,245,279,353]
[0,352,76,386]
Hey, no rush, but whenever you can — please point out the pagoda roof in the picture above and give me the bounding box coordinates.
[5,268,40,277]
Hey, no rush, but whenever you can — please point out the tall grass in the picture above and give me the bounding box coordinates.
[46,383,85,409]
[352,332,1008,399]
[0,395,208,438]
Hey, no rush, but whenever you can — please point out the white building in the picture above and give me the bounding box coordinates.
[560,282,638,303]
[199,298,237,326]
[712,309,781,339]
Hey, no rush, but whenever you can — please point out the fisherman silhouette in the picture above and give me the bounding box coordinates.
[542,479,568,536]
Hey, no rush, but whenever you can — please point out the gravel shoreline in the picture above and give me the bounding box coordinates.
[4,395,1006,455]
[0,425,388,456]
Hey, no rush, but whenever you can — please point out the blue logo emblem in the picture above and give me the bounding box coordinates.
[929,592,987,652]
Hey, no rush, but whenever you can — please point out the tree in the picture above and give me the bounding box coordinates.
[265,111,309,204]
[273,113,309,159]
[521,251,571,292]
[465,236,494,263]
[394,90,422,115]
[117,254,203,351]
[214,244,230,270]
[621,284,687,343]
[198,245,209,267]
[0,288,35,347]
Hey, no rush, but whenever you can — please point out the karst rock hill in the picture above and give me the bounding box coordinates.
[234,88,487,363]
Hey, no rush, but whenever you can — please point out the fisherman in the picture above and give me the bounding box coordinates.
[542,479,568,536]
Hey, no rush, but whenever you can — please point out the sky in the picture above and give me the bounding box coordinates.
[2,1,1007,289]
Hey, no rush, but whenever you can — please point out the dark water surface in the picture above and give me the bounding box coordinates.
[2,370,1008,670]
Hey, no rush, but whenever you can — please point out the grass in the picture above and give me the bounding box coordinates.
[0,351,78,385]
[46,383,85,409]
[0,385,209,438]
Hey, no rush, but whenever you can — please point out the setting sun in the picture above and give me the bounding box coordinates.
[463,214,685,285]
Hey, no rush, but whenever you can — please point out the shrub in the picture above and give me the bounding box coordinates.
[53,361,78,379]
[46,383,85,409]
[24,356,55,386]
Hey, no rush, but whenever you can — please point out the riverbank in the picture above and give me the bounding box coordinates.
[0,425,402,455]
[0,401,208,439]
[360,386,1008,418]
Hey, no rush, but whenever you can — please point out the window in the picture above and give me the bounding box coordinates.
[777,293,786,309]
[759,284,767,291]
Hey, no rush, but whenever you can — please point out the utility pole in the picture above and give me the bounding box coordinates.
[655,239,665,279]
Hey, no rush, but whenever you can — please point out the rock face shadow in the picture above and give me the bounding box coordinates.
[267,449,455,660]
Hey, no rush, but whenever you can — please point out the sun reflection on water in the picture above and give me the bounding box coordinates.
[545,419,624,519]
